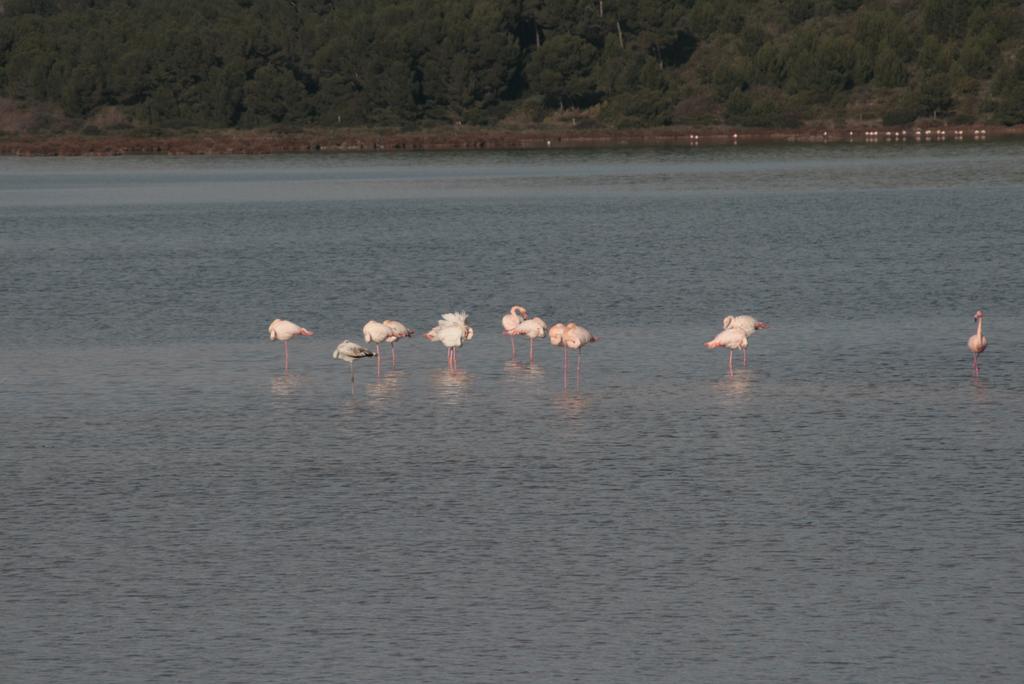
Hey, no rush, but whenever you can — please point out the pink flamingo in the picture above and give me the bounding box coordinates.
[515,317,547,363]
[967,310,988,376]
[268,319,313,370]
[705,327,747,376]
[563,322,597,385]
[723,314,768,366]
[425,312,474,369]
[502,305,528,357]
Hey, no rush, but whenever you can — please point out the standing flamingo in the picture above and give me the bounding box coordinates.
[705,327,748,376]
[382,320,415,367]
[268,319,313,370]
[502,306,528,357]
[563,322,597,385]
[333,340,375,391]
[515,317,547,363]
[967,310,988,376]
[425,312,474,369]
[363,320,391,375]
[723,314,768,366]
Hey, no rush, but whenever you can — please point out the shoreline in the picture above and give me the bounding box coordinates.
[0,124,1020,156]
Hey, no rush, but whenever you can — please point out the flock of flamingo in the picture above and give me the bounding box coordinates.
[268,307,991,389]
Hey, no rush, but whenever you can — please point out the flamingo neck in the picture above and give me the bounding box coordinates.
[976,318,983,339]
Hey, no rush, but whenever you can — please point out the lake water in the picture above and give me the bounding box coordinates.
[1,142,1022,682]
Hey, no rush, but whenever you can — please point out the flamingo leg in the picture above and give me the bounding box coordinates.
[511,335,516,358]
[743,348,748,366]
[563,347,568,389]
[376,344,382,376]
[391,342,397,368]
[728,350,734,377]
[284,340,289,370]
[529,338,535,363]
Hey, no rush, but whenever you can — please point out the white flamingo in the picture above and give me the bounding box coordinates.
[268,318,313,370]
[705,327,748,376]
[515,317,547,363]
[723,314,768,366]
[967,310,988,376]
[425,311,474,369]
[382,320,415,366]
[333,340,375,389]
[363,320,391,375]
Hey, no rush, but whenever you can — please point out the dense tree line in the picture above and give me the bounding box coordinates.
[0,0,1022,131]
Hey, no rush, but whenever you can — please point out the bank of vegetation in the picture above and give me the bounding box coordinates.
[0,0,1022,137]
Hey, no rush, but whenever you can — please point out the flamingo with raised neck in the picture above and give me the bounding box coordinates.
[502,305,528,357]
[967,310,988,376]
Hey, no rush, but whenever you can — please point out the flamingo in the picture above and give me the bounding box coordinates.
[723,314,768,366]
[268,319,313,370]
[363,320,391,375]
[502,305,528,357]
[549,322,568,386]
[705,328,748,376]
[425,311,474,369]
[563,322,596,384]
[515,317,547,363]
[382,320,415,367]
[333,340,375,389]
[967,310,988,376]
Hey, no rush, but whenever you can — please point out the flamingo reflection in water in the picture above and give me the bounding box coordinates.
[430,368,470,405]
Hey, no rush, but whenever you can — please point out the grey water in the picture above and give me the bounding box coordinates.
[2,142,1022,682]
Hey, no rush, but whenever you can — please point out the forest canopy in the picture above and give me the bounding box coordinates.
[0,0,1022,132]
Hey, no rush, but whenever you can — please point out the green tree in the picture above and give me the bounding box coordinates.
[874,43,907,88]
[991,61,1024,124]
[241,64,308,125]
[525,34,598,108]
[915,73,953,117]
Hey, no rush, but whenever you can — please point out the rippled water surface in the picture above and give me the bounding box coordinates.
[2,143,1023,682]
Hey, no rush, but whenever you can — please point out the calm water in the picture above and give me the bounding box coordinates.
[2,143,1022,682]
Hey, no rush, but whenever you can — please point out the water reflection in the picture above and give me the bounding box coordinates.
[970,375,990,403]
[712,369,753,401]
[553,390,590,418]
[270,372,302,397]
[431,369,470,405]
[502,359,546,380]
[366,370,406,402]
